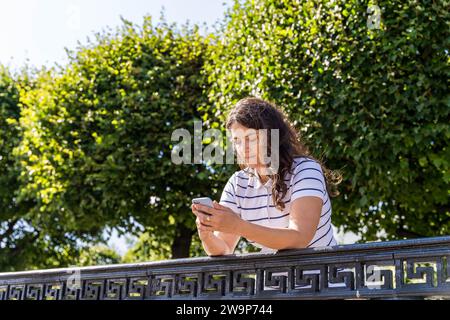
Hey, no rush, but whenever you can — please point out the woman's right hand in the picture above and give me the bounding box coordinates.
[191,204,214,240]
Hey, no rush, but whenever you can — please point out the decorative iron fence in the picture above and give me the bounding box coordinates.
[0,236,449,300]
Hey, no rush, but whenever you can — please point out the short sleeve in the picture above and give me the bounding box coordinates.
[290,160,326,203]
[219,174,241,217]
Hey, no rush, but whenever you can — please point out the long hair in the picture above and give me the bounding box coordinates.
[226,97,342,211]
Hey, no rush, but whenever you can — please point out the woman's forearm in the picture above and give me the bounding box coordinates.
[238,219,308,250]
[200,233,231,256]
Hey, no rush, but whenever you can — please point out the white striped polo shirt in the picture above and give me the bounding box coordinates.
[219,156,337,252]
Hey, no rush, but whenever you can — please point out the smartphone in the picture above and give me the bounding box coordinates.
[192,197,214,208]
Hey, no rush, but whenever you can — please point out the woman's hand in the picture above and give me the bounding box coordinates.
[191,203,214,240]
[192,200,241,235]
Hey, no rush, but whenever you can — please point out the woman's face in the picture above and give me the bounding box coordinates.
[229,122,266,169]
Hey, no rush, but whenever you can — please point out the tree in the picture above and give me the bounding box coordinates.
[0,66,91,271]
[10,17,221,271]
[77,245,122,266]
[205,0,449,241]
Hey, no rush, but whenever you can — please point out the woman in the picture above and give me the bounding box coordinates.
[191,97,342,256]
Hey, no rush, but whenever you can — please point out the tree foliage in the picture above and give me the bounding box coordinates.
[205,0,449,240]
[0,1,448,271]
[2,17,222,271]
[1,66,81,271]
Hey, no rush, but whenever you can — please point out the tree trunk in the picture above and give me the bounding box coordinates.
[171,224,194,259]
[396,205,425,239]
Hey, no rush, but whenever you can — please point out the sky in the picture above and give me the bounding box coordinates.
[1,0,360,256]
[0,0,231,70]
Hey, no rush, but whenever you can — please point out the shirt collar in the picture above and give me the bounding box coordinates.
[248,167,272,189]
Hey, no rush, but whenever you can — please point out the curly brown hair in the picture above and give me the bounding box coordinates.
[225,97,342,211]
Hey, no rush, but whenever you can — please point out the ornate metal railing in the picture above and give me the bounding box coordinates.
[0,236,449,300]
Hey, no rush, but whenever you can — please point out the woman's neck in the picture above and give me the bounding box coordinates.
[255,167,271,184]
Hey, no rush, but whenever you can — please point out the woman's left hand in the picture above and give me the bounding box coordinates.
[193,200,242,234]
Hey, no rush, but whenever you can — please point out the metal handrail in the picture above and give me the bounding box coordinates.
[1,236,449,300]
